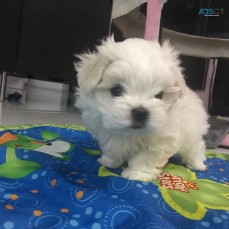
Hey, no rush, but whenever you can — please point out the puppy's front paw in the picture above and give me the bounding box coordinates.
[97,155,122,169]
[186,161,207,171]
[121,168,161,181]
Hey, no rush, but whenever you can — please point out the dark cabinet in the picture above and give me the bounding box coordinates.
[0,0,112,84]
[162,0,229,37]
[0,0,23,72]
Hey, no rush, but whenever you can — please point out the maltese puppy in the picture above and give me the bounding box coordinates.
[75,37,209,181]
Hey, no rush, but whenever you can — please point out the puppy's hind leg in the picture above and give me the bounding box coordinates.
[179,140,207,171]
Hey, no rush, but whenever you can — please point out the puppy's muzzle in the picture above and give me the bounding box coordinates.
[131,107,149,129]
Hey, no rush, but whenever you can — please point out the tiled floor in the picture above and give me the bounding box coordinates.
[0,101,83,126]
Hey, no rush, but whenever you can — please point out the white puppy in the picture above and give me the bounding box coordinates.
[75,37,209,181]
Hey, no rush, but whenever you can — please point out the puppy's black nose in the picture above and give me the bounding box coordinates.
[131,107,149,128]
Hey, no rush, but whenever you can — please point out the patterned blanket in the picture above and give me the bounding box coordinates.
[0,124,228,229]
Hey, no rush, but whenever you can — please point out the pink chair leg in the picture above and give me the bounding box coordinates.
[144,0,166,41]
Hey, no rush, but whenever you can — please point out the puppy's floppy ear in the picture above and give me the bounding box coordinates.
[74,36,117,92]
[161,41,186,96]
[74,51,103,92]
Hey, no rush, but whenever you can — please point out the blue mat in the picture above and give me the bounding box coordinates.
[0,124,228,229]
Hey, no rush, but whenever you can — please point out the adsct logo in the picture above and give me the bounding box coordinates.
[199,8,225,16]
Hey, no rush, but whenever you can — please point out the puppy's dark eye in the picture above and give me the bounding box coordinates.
[110,85,124,97]
[155,91,163,99]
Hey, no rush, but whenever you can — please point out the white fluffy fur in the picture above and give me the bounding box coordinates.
[75,37,209,181]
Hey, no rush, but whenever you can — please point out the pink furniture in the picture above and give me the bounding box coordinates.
[144,0,166,41]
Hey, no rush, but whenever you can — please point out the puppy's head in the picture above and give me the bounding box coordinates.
[75,37,186,136]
